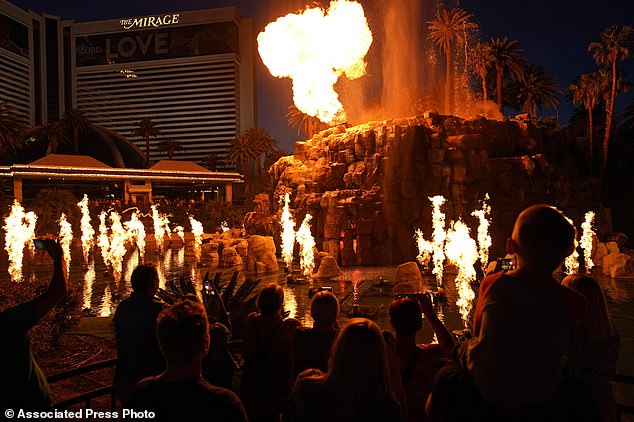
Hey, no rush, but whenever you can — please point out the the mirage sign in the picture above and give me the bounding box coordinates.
[120,14,180,30]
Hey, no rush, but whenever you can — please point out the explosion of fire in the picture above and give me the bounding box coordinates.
[3,200,37,282]
[174,225,185,244]
[151,205,171,253]
[124,211,146,260]
[414,228,433,267]
[97,211,110,267]
[189,215,204,262]
[296,213,316,278]
[430,195,447,287]
[58,213,73,277]
[280,193,296,271]
[257,0,373,124]
[77,194,95,264]
[580,211,595,273]
[108,211,127,283]
[471,194,492,275]
[444,220,478,328]
[564,216,580,275]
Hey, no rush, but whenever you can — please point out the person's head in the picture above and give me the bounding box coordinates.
[507,205,575,272]
[156,298,209,366]
[256,283,284,317]
[562,274,613,338]
[389,297,422,337]
[325,318,390,401]
[131,264,159,295]
[310,291,339,328]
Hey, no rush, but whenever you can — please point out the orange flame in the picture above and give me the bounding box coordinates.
[189,215,204,262]
[445,220,477,328]
[430,195,447,287]
[108,211,127,283]
[77,194,95,264]
[82,262,95,310]
[296,213,316,278]
[58,213,73,278]
[471,193,492,275]
[564,216,579,275]
[97,211,110,267]
[580,211,595,273]
[280,193,296,270]
[151,205,171,253]
[124,211,146,260]
[257,0,373,124]
[174,225,185,244]
[414,228,433,267]
[3,200,37,282]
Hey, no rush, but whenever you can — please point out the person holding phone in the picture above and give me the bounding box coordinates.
[0,239,66,410]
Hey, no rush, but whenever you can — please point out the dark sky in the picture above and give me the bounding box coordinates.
[9,0,634,152]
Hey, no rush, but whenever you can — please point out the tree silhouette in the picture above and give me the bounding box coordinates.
[0,101,26,157]
[132,117,161,165]
[226,133,257,194]
[510,64,560,118]
[201,152,224,171]
[156,138,184,160]
[29,121,69,155]
[489,37,525,113]
[246,127,277,175]
[286,104,329,139]
[60,108,91,155]
[469,42,495,106]
[427,8,477,114]
[588,24,633,183]
[569,71,603,175]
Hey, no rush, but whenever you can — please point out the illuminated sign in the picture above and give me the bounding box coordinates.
[120,14,180,30]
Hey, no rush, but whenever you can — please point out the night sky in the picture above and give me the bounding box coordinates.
[9,0,634,152]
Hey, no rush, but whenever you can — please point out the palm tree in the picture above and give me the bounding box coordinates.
[246,127,277,175]
[588,24,633,183]
[0,101,26,156]
[569,71,603,175]
[511,64,561,118]
[201,152,224,171]
[489,37,526,113]
[59,108,91,155]
[469,42,495,106]
[286,104,329,139]
[156,138,184,160]
[29,121,69,155]
[427,8,477,115]
[226,133,257,194]
[132,117,161,165]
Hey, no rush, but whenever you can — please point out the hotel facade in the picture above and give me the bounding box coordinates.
[0,0,256,165]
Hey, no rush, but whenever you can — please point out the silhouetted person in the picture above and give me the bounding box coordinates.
[125,298,248,421]
[389,294,454,422]
[563,274,620,422]
[427,204,598,421]
[241,283,301,422]
[113,264,164,403]
[203,322,239,390]
[287,318,404,422]
[0,240,66,410]
[292,291,340,377]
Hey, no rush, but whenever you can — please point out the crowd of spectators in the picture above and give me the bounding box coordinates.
[0,204,621,421]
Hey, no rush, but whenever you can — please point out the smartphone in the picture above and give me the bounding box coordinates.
[498,258,516,271]
[318,286,333,292]
[203,279,214,295]
[33,239,47,250]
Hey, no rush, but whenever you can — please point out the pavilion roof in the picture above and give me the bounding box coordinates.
[27,154,112,168]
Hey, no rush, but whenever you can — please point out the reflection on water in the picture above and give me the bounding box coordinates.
[4,243,634,375]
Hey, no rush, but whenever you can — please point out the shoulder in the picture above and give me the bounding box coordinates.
[283,317,302,330]
[198,379,243,405]
[479,271,506,297]
[559,285,587,325]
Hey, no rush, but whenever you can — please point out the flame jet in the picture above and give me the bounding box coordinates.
[3,200,37,282]
[77,194,95,264]
[296,214,316,278]
[580,211,595,273]
[445,220,478,328]
[257,0,372,124]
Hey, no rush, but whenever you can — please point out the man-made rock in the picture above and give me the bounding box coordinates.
[246,235,279,274]
[314,255,342,279]
[603,252,634,278]
[393,262,423,294]
[222,246,243,268]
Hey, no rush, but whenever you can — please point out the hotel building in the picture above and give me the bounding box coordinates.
[0,0,256,165]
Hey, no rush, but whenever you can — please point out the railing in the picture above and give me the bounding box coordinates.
[48,359,117,412]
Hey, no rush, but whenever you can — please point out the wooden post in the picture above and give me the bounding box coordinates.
[13,176,22,202]
[225,183,233,203]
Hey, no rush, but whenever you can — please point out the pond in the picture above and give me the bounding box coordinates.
[5,239,634,377]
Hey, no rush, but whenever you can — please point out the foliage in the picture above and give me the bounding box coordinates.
[201,153,224,171]
[29,122,69,155]
[0,101,26,159]
[156,138,184,160]
[489,37,526,113]
[131,118,161,166]
[286,104,329,139]
[509,64,561,117]
[27,189,82,237]
[59,108,92,155]
[246,128,277,175]
[226,133,257,194]
[0,277,82,353]
[469,42,495,104]
[427,8,477,114]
